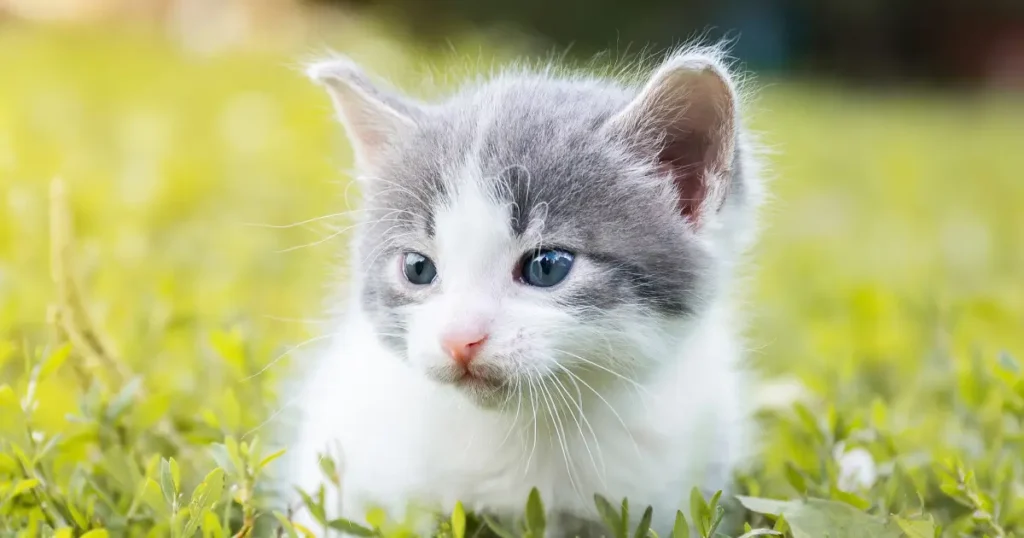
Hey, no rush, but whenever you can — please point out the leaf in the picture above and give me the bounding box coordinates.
[525,487,546,537]
[620,497,630,538]
[672,510,689,538]
[39,343,71,380]
[595,494,623,537]
[451,501,467,538]
[225,436,244,475]
[53,529,75,538]
[105,377,143,421]
[296,488,326,526]
[690,488,709,536]
[11,478,40,496]
[275,512,300,538]
[891,516,936,538]
[319,454,341,486]
[145,453,161,479]
[365,507,387,529]
[81,530,110,538]
[257,448,287,471]
[183,468,225,537]
[634,506,653,538]
[202,510,225,538]
[327,518,378,536]
[209,444,234,475]
[830,486,870,511]
[142,478,171,517]
[159,458,176,504]
[170,457,181,493]
[736,496,902,538]
[483,515,518,538]
[736,531,783,538]
[69,503,89,528]
[292,522,317,538]
[773,515,789,534]
[0,385,27,445]
[784,463,808,495]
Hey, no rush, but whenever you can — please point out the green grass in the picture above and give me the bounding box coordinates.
[1,24,1023,537]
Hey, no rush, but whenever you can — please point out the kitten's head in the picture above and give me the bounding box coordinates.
[308,48,760,407]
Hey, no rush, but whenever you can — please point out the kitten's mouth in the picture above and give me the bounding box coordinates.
[453,370,504,390]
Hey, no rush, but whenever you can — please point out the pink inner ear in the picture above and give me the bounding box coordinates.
[658,131,712,225]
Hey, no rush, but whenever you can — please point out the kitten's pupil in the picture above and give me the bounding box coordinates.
[403,252,437,285]
[522,250,574,288]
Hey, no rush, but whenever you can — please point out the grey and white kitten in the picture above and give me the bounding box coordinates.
[286,46,766,536]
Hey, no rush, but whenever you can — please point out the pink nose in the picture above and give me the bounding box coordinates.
[441,329,488,368]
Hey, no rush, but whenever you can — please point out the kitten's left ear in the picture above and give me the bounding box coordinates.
[307,57,422,175]
[603,50,739,227]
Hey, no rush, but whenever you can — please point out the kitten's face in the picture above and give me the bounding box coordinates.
[311,53,745,407]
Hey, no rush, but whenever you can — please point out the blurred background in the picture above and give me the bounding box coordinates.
[1,0,1023,535]
[2,0,1023,88]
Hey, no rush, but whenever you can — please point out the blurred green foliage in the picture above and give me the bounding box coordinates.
[1,24,1023,537]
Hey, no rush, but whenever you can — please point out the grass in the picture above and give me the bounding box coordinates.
[1,23,1023,537]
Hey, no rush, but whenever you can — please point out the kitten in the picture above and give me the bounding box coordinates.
[284,45,766,536]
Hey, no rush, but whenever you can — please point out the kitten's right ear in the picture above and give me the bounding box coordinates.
[307,57,421,174]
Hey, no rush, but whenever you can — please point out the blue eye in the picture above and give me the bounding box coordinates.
[403,252,437,285]
[521,249,574,288]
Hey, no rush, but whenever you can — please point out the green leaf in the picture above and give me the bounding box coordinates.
[830,486,871,511]
[225,436,244,475]
[365,507,387,529]
[773,515,789,534]
[159,458,176,504]
[891,516,936,538]
[81,530,110,538]
[209,444,234,475]
[142,478,171,517]
[327,518,378,536]
[0,384,27,445]
[275,512,300,538]
[68,503,89,529]
[39,343,71,380]
[257,448,287,471]
[451,501,467,538]
[736,530,783,538]
[483,515,518,538]
[319,454,341,486]
[690,488,709,536]
[596,494,623,537]
[183,468,225,537]
[11,478,40,496]
[296,488,326,525]
[169,457,181,493]
[672,510,689,538]
[785,463,808,495]
[105,377,143,421]
[525,487,546,537]
[202,510,225,538]
[634,505,653,538]
[706,491,724,536]
[620,497,630,538]
[736,496,902,538]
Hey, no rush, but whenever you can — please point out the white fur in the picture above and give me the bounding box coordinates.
[285,171,755,535]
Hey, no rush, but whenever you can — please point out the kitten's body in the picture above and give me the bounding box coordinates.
[285,48,765,535]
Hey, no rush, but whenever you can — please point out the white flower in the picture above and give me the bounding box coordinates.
[835,446,878,492]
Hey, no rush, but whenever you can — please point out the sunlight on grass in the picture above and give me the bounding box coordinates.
[1,24,1023,537]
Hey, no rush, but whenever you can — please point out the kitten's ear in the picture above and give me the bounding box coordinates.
[307,57,421,174]
[604,50,739,226]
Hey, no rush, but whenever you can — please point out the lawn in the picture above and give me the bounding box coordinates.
[1,23,1023,537]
